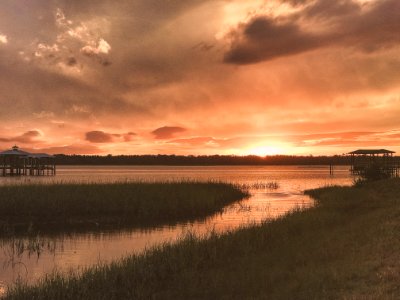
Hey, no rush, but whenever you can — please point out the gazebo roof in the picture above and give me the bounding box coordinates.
[0,146,52,157]
[348,149,395,155]
[0,145,31,156]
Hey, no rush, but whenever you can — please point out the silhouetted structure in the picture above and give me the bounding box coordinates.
[349,149,400,178]
[0,145,56,176]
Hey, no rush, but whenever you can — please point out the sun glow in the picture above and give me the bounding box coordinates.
[247,145,285,156]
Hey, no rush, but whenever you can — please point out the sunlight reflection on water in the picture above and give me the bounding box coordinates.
[0,165,353,294]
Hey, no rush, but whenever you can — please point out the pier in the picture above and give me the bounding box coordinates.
[0,145,56,176]
[349,149,400,178]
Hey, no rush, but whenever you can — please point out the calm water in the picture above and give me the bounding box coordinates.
[0,165,353,295]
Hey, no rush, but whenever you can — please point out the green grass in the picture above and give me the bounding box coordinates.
[0,181,249,235]
[6,179,400,299]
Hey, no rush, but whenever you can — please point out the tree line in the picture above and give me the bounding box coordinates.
[54,154,351,165]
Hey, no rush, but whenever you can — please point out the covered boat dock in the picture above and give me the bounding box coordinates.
[349,149,400,178]
[0,145,56,176]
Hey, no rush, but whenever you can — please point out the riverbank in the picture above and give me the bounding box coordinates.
[0,182,248,235]
[7,179,399,299]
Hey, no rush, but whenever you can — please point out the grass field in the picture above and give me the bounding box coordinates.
[0,181,249,235]
[6,179,400,299]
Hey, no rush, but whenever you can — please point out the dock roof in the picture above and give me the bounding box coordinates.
[0,147,31,156]
[348,149,395,155]
[0,146,52,157]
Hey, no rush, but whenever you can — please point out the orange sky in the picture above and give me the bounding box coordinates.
[0,0,399,156]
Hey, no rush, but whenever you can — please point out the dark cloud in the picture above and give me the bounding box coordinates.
[85,131,114,143]
[66,57,77,66]
[224,0,400,64]
[85,130,136,143]
[0,130,42,144]
[152,126,186,139]
[224,17,322,64]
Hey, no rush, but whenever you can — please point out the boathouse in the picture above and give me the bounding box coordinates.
[0,145,56,176]
[349,149,400,178]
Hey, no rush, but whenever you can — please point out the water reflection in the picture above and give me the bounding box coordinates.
[0,165,353,294]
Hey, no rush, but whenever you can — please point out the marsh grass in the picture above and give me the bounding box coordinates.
[0,181,249,235]
[239,181,280,190]
[6,179,400,299]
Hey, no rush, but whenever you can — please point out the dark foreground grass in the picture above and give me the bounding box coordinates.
[6,179,400,299]
[0,181,248,235]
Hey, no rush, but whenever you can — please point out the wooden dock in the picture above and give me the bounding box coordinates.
[0,146,56,176]
[349,149,400,178]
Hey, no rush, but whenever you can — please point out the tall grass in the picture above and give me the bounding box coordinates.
[0,181,249,235]
[239,181,279,190]
[6,179,400,299]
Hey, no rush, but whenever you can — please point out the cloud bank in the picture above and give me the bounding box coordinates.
[0,0,399,155]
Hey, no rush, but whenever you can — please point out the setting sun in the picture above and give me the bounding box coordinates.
[246,145,286,156]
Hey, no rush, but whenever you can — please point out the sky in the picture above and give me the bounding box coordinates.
[0,0,399,156]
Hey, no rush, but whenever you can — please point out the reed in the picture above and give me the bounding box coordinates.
[7,179,400,299]
[247,181,279,189]
[0,181,249,235]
